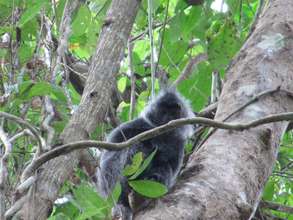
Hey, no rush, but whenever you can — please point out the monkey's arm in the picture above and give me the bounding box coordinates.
[97,118,152,197]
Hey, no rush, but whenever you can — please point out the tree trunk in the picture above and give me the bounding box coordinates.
[136,0,293,219]
[18,0,141,219]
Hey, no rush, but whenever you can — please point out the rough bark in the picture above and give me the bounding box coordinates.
[136,0,293,219]
[19,0,141,219]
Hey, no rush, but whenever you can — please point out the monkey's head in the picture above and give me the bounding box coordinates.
[142,90,195,129]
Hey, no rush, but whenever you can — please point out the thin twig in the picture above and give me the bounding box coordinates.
[280,160,293,172]
[21,111,293,181]
[210,71,222,103]
[130,21,170,43]
[197,102,218,118]
[0,126,12,219]
[147,0,155,98]
[196,87,291,150]
[51,0,80,83]
[42,96,55,150]
[155,0,169,74]
[273,171,293,179]
[31,10,45,79]
[9,129,34,143]
[259,200,293,214]
[171,53,207,87]
[61,55,74,111]
[60,62,87,81]
[0,112,45,150]
[128,39,136,120]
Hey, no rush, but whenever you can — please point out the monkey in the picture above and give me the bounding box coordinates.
[96,89,195,219]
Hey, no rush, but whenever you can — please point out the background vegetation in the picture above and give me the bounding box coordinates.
[0,0,292,219]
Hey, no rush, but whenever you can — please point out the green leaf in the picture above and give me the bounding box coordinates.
[18,1,48,27]
[184,141,193,154]
[133,39,149,60]
[18,81,52,99]
[107,182,122,206]
[136,91,149,113]
[76,207,107,220]
[50,201,79,219]
[263,180,275,201]
[178,61,212,111]
[129,148,157,180]
[159,31,188,66]
[52,121,67,133]
[18,82,67,102]
[123,152,143,176]
[51,87,67,102]
[182,7,202,41]
[0,26,11,35]
[117,101,130,122]
[73,184,110,219]
[21,17,38,41]
[56,0,66,27]
[133,52,145,76]
[48,213,71,220]
[117,77,128,93]
[207,19,242,71]
[128,180,168,198]
[18,80,34,94]
[19,43,34,64]
[168,11,185,42]
[72,5,91,37]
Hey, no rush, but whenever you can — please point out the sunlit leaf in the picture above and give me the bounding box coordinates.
[123,152,143,176]
[117,77,128,93]
[18,1,48,27]
[130,148,157,180]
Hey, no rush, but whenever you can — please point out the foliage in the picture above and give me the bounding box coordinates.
[0,0,292,219]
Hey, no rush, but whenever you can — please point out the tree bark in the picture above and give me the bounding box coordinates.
[18,0,141,219]
[136,0,293,219]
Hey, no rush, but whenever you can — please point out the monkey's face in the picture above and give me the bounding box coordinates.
[147,92,184,126]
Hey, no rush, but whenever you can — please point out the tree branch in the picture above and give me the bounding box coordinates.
[171,53,207,87]
[196,87,293,150]
[0,127,12,219]
[0,112,45,150]
[259,201,293,214]
[22,111,293,180]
